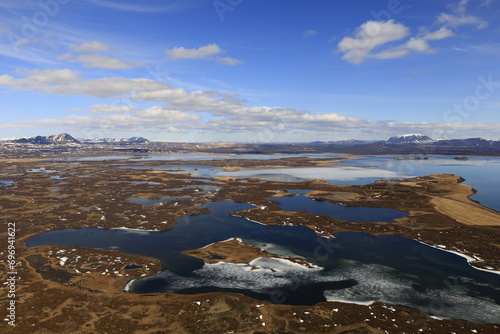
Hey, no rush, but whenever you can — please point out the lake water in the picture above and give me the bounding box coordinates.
[215,155,500,211]
[334,155,500,211]
[27,200,500,324]
[271,195,407,222]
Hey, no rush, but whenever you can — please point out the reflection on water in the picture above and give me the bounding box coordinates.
[272,195,406,222]
[214,166,407,185]
[336,155,500,211]
[26,200,500,324]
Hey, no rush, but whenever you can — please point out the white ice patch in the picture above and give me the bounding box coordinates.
[142,257,324,294]
[108,227,157,234]
[323,263,500,324]
[123,279,135,292]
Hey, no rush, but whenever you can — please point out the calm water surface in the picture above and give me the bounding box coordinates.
[271,195,407,222]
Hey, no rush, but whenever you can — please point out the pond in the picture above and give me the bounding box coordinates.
[26,200,500,324]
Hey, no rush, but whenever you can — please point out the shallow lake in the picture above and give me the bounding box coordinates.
[27,200,500,324]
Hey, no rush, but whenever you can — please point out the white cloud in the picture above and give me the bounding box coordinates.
[0,69,171,98]
[166,43,223,60]
[1,106,200,132]
[90,104,135,114]
[372,27,455,60]
[453,0,469,13]
[424,27,455,40]
[69,41,111,53]
[303,30,318,38]
[437,13,488,29]
[337,20,410,64]
[438,0,488,29]
[337,0,487,64]
[337,21,457,64]
[216,56,244,66]
[134,106,200,123]
[165,43,243,65]
[59,54,146,69]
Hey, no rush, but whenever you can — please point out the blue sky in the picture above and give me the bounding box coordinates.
[1,0,500,142]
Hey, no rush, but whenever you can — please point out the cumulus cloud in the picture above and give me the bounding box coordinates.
[337,0,487,64]
[59,53,146,69]
[337,20,409,64]
[69,41,111,53]
[372,27,455,60]
[165,43,243,65]
[437,13,488,29]
[166,44,222,60]
[337,22,457,64]
[436,0,488,29]
[89,104,135,114]
[1,106,200,132]
[0,69,171,97]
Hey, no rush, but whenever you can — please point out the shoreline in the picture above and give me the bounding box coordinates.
[415,240,500,275]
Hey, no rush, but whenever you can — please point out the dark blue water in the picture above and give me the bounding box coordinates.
[271,195,406,222]
[26,200,500,323]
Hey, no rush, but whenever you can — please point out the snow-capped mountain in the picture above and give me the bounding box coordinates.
[80,137,149,144]
[15,133,81,145]
[387,134,434,144]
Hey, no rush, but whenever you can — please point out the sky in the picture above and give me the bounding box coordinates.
[0,0,500,142]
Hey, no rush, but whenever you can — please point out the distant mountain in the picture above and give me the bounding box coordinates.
[387,134,434,144]
[127,137,149,143]
[80,137,149,144]
[15,133,81,145]
[433,138,500,147]
[332,139,379,146]
[308,140,377,145]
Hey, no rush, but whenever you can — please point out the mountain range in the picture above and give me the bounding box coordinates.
[13,134,149,145]
[8,133,500,148]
